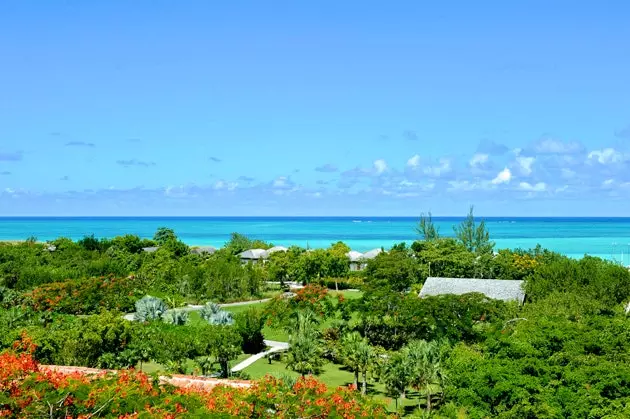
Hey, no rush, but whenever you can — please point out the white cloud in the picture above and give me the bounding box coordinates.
[555,185,569,193]
[588,148,624,165]
[469,153,489,167]
[515,156,535,175]
[273,177,288,188]
[533,138,584,154]
[165,185,188,197]
[602,178,615,188]
[491,167,512,185]
[447,180,478,191]
[407,154,420,168]
[518,182,547,192]
[423,158,451,177]
[561,168,576,179]
[373,159,388,174]
[214,180,238,190]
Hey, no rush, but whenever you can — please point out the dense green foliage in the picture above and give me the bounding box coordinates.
[2,216,630,417]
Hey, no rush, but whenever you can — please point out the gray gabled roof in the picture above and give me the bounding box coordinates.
[238,248,267,260]
[191,246,217,255]
[419,277,525,304]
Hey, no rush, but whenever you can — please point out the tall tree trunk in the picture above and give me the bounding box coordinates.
[401,390,406,399]
[354,370,359,389]
[361,371,367,395]
[426,389,432,412]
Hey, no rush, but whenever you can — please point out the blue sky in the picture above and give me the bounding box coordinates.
[1,1,630,216]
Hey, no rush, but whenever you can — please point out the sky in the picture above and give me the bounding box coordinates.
[1,1,630,216]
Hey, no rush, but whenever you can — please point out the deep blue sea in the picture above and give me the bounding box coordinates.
[1,217,630,264]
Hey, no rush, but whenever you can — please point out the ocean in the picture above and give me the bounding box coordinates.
[0,217,629,264]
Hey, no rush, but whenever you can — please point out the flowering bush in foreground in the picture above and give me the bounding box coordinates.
[0,336,390,418]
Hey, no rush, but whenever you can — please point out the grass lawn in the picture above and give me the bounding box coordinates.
[222,301,268,315]
[242,356,422,414]
[138,353,251,376]
[330,289,364,300]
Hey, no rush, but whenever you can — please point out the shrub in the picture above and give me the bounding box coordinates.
[162,308,189,325]
[200,302,234,325]
[0,343,389,418]
[134,295,168,322]
[26,276,140,314]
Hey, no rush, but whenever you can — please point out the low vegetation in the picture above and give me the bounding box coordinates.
[1,211,630,417]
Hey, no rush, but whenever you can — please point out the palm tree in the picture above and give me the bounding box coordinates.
[340,332,374,394]
[286,311,325,376]
[382,351,412,410]
[356,340,374,395]
[340,332,363,388]
[404,339,443,412]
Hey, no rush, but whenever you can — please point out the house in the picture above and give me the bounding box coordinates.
[142,246,159,253]
[238,249,267,265]
[419,277,525,304]
[263,246,288,258]
[191,246,217,255]
[362,248,383,260]
[346,250,364,271]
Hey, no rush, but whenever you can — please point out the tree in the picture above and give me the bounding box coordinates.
[340,332,374,394]
[363,247,424,293]
[235,308,266,354]
[453,206,494,254]
[77,234,102,251]
[211,326,242,378]
[416,212,440,241]
[153,227,177,246]
[329,241,351,256]
[286,311,325,376]
[357,339,374,395]
[340,332,364,388]
[382,351,413,409]
[224,232,270,255]
[404,339,443,412]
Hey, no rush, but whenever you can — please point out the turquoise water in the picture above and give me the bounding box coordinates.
[1,217,629,264]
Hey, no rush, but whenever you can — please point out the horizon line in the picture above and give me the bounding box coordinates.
[2,215,630,219]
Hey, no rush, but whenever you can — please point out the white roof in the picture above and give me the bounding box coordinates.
[419,277,525,304]
[263,246,289,258]
[346,250,364,262]
[238,249,267,259]
[361,248,383,259]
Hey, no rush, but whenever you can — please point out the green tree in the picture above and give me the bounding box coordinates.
[416,212,440,241]
[211,326,242,378]
[405,339,443,412]
[153,227,177,246]
[235,308,266,354]
[382,351,412,408]
[340,332,364,388]
[286,311,325,376]
[363,246,424,292]
[453,206,494,254]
